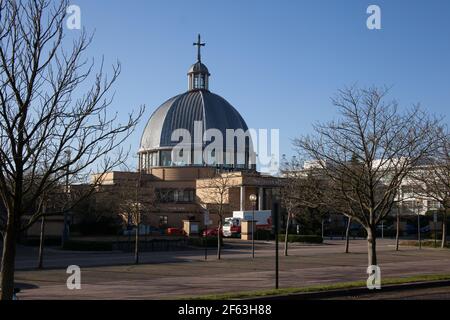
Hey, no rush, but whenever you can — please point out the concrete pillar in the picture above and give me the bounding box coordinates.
[183,220,200,236]
[240,186,245,211]
[241,220,256,240]
[138,154,142,172]
[258,187,264,210]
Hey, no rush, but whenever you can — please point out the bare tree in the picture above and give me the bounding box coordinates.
[36,211,45,269]
[322,177,360,254]
[280,188,296,256]
[280,157,325,255]
[344,216,352,253]
[410,127,450,248]
[0,0,144,299]
[280,199,295,256]
[280,158,300,256]
[20,172,70,269]
[394,203,401,251]
[281,156,357,254]
[36,188,66,269]
[333,153,364,254]
[0,204,6,242]
[197,171,238,260]
[294,86,438,267]
[118,177,156,264]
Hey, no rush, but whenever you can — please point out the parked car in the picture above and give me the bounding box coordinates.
[166,227,185,236]
[202,227,222,237]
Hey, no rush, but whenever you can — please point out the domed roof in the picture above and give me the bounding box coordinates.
[140,90,248,151]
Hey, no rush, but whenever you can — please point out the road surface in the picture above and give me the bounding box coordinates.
[7,239,450,299]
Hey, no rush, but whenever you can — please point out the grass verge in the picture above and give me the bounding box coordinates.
[400,240,449,248]
[182,274,450,300]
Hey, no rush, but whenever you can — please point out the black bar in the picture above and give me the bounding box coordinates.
[204,235,208,260]
[273,202,279,289]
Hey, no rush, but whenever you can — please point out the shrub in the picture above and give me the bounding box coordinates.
[19,237,62,247]
[75,216,121,236]
[277,234,323,244]
[400,240,449,248]
[254,229,273,241]
[62,240,113,251]
[350,228,368,238]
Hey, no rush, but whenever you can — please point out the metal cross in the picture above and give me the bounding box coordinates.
[193,34,205,62]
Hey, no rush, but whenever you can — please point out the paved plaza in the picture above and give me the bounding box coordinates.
[7,239,450,299]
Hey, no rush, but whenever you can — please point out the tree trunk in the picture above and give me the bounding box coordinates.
[321,218,324,239]
[442,209,447,248]
[345,216,351,253]
[127,224,131,251]
[395,209,400,251]
[0,212,18,300]
[37,216,46,269]
[367,226,377,266]
[284,212,290,256]
[135,223,139,264]
[217,220,222,260]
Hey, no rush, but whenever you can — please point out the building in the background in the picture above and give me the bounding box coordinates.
[85,35,281,233]
[281,158,446,238]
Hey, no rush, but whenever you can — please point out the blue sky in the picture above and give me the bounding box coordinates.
[69,0,450,168]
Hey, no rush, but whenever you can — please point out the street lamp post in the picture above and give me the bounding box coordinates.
[249,194,257,259]
[273,202,280,289]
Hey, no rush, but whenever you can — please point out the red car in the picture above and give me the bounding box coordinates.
[167,227,185,236]
[202,227,222,237]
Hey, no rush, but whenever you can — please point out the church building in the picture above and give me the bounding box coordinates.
[91,35,281,233]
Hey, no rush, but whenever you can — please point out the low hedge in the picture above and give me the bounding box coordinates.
[19,237,62,247]
[62,240,113,251]
[254,229,273,241]
[277,234,323,244]
[74,217,121,236]
[189,237,223,247]
[400,240,449,248]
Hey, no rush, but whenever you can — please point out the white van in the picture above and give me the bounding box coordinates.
[222,210,272,237]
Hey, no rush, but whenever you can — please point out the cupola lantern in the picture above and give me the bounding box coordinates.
[188,34,210,91]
